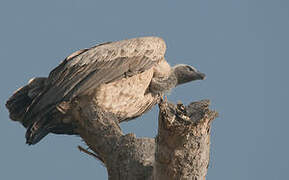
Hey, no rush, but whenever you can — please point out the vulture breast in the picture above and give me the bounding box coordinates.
[95,68,156,120]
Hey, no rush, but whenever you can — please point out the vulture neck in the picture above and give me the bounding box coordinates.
[149,70,178,94]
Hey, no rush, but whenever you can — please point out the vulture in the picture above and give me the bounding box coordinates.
[6,37,206,145]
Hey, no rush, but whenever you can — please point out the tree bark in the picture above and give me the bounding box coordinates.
[73,96,155,180]
[70,96,217,180]
[154,99,217,180]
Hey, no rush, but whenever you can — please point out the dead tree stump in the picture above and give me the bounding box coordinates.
[70,95,217,180]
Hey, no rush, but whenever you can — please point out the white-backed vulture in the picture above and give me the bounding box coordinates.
[6,37,206,145]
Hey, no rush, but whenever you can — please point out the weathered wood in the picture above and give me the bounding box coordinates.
[73,95,155,180]
[154,99,218,180]
[67,95,217,180]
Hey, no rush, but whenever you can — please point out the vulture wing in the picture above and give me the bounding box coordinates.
[25,37,166,122]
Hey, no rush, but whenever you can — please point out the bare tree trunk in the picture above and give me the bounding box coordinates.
[71,96,217,180]
[154,99,217,180]
[72,96,155,180]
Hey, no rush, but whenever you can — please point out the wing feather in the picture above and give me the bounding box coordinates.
[25,37,166,120]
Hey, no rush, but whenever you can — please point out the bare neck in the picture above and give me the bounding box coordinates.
[149,71,178,94]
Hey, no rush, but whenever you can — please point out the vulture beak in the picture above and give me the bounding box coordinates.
[197,72,206,80]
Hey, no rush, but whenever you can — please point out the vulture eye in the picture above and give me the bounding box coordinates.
[187,66,196,72]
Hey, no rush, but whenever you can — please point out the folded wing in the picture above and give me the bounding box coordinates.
[25,37,166,122]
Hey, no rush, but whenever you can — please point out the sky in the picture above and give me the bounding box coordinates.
[0,0,288,179]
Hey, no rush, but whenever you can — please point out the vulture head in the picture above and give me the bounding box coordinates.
[173,64,206,85]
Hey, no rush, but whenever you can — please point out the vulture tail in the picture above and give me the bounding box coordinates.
[25,108,77,145]
[5,77,47,128]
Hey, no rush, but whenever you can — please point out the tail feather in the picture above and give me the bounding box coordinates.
[6,77,47,128]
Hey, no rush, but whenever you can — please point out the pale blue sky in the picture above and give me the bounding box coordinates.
[0,0,288,179]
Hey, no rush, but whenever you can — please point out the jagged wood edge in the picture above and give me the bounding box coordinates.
[71,95,217,180]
